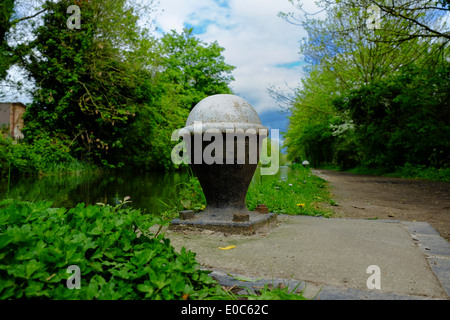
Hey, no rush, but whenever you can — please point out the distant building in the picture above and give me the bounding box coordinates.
[0,102,26,140]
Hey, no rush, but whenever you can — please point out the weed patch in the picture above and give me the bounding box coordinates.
[0,199,221,299]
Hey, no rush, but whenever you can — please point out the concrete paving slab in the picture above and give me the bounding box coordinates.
[169,210,277,235]
[165,215,450,300]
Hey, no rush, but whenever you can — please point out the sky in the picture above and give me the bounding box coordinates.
[152,0,312,136]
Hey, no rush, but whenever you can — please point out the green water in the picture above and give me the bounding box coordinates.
[0,166,291,213]
[0,170,191,214]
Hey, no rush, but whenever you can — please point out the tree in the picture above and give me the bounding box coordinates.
[281,0,438,88]
[4,1,235,171]
[121,29,236,169]
[282,0,450,170]
[20,0,156,166]
[333,62,450,169]
[0,0,16,80]
[159,28,235,110]
[0,0,47,83]
[283,66,354,167]
[364,0,449,41]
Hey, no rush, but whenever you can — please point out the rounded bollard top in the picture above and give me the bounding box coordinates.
[184,94,267,133]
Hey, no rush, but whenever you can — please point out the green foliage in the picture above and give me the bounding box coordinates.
[246,283,307,300]
[5,2,235,172]
[0,199,222,300]
[288,119,335,167]
[284,64,344,167]
[120,28,235,170]
[222,280,308,300]
[284,0,450,176]
[0,198,312,300]
[0,135,82,177]
[0,0,15,79]
[176,175,207,212]
[333,63,450,170]
[347,164,450,182]
[21,0,146,167]
[119,76,190,170]
[246,165,332,217]
[0,137,10,178]
[165,166,332,218]
[287,61,450,172]
[159,28,235,110]
[389,164,450,182]
[158,172,207,220]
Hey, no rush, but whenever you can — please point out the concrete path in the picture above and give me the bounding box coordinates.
[165,215,450,300]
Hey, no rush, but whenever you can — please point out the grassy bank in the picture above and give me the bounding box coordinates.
[246,164,333,217]
[161,164,334,219]
[319,164,450,182]
[0,136,98,180]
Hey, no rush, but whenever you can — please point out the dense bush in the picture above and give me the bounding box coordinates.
[286,62,450,175]
[0,135,79,178]
[0,199,222,299]
[284,0,450,177]
[333,64,450,170]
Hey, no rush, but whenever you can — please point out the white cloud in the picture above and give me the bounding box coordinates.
[154,0,310,119]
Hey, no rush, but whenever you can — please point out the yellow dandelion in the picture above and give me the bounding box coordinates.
[297,203,305,208]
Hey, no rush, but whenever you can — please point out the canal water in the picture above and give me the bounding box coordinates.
[0,166,291,213]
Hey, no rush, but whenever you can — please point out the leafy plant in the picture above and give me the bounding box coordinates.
[0,198,314,300]
[219,281,308,301]
[177,176,207,212]
[157,171,207,220]
[0,199,222,300]
[248,283,307,300]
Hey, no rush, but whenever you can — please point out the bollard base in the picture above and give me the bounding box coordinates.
[169,209,277,235]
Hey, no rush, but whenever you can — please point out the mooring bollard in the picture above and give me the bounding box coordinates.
[170,94,277,234]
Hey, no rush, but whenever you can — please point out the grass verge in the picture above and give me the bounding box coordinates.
[161,164,334,219]
[318,164,450,182]
[246,164,333,217]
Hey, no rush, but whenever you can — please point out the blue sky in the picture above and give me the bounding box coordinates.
[153,0,320,139]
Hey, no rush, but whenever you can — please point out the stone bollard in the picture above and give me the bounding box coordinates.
[170,94,277,234]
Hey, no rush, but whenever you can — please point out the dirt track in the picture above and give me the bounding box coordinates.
[314,169,450,242]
